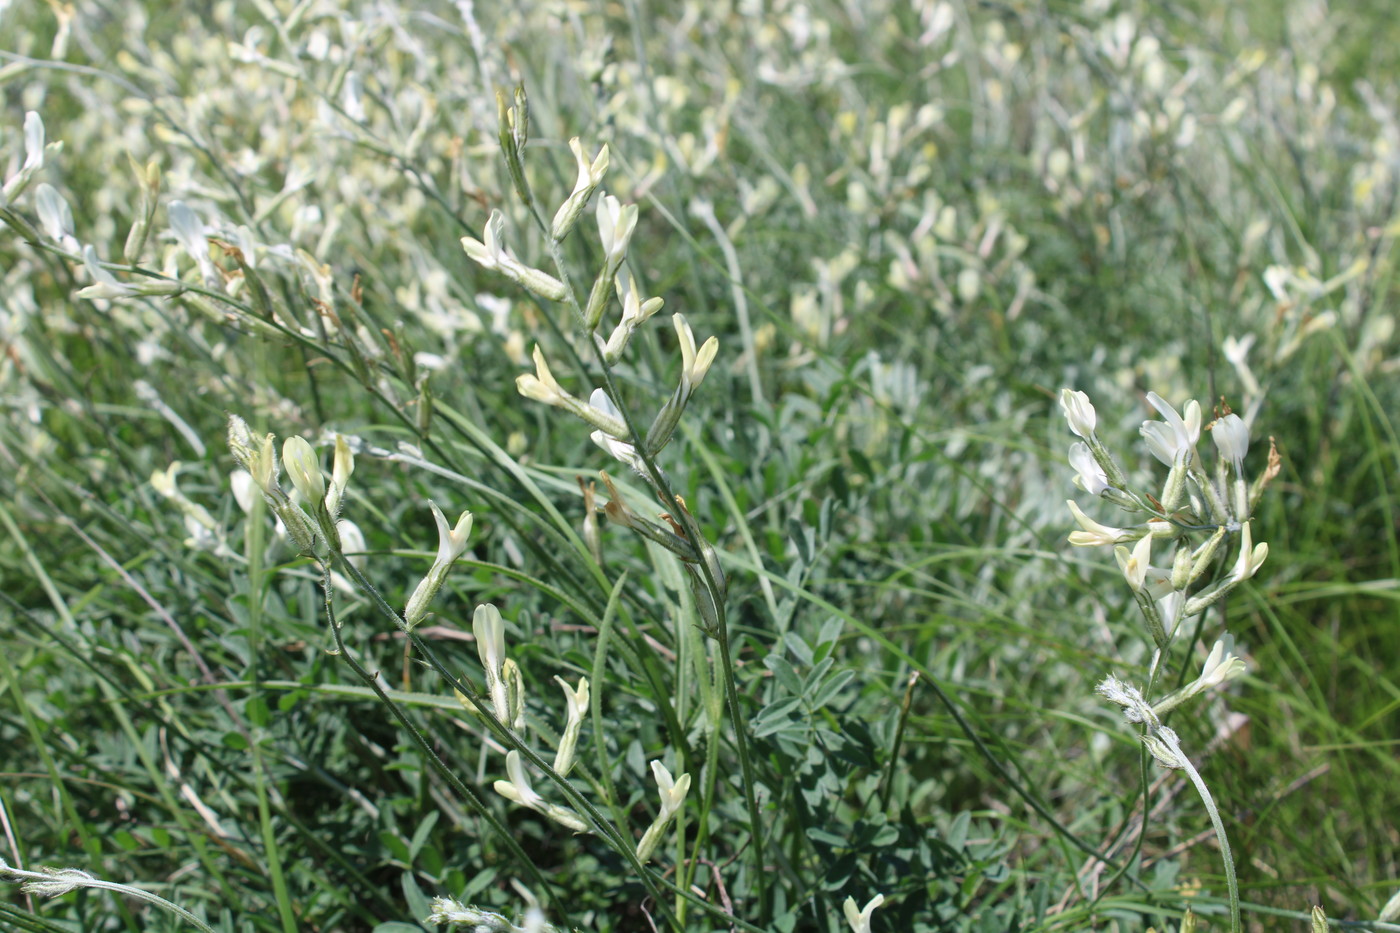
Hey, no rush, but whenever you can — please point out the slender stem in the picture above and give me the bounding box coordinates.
[316,566,567,917]
[531,175,770,921]
[0,862,218,933]
[334,558,764,932]
[1164,732,1241,932]
[878,673,919,812]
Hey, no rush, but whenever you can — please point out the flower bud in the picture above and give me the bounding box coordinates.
[282,436,326,509]
[550,138,609,241]
[1170,544,1193,591]
[1059,388,1096,438]
[1141,727,1185,770]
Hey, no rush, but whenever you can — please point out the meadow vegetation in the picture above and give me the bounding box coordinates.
[2,0,1399,930]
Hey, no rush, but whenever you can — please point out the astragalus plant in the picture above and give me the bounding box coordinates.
[6,0,1400,931]
[1059,388,1279,932]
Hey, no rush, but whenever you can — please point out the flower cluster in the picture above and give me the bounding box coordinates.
[1059,389,1278,661]
[1061,387,1277,931]
[456,88,702,870]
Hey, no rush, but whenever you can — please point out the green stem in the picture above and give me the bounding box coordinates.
[532,172,770,922]
[0,862,218,933]
[316,566,566,919]
[1164,732,1241,932]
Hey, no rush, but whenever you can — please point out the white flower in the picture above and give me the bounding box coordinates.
[649,760,691,821]
[403,503,473,628]
[325,434,355,517]
[462,210,508,270]
[842,894,886,933]
[336,519,367,572]
[474,603,510,721]
[1211,413,1249,474]
[1068,442,1109,495]
[1228,521,1269,583]
[492,750,590,833]
[673,314,719,392]
[34,183,76,248]
[590,429,643,472]
[636,760,693,863]
[22,111,45,171]
[617,273,664,329]
[584,387,630,439]
[1059,388,1097,439]
[569,137,609,193]
[429,501,473,566]
[1141,392,1201,466]
[493,750,544,809]
[1066,500,1134,546]
[551,138,610,240]
[1114,534,1152,592]
[73,245,135,300]
[1222,334,1261,397]
[1196,634,1246,690]
[168,200,209,262]
[1156,589,1185,628]
[552,676,589,775]
[516,345,570,406]
[230,471,256,514]
[596,195,638,266]
[463,213,568,301]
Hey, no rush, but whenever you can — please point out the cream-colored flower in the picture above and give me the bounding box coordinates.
[842,894,886,933]
[1066,500,1134,546]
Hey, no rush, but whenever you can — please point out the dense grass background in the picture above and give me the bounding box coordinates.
[2,0,1398,930]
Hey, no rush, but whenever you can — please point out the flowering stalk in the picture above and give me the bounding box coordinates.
[475,85,766,920]
[0,859,217,933]
[1062,387,1276,933]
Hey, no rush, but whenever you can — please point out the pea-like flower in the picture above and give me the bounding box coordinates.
[842,894,887,933]
[1068,442,1109,495]
[1066,500,1135,546]
[1059,388,1097,439]
[1141,392,1201,466]
[1211,413,1249,474]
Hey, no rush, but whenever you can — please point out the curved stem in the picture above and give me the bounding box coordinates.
[1164,733,1241,932]
[0,862,218,933]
